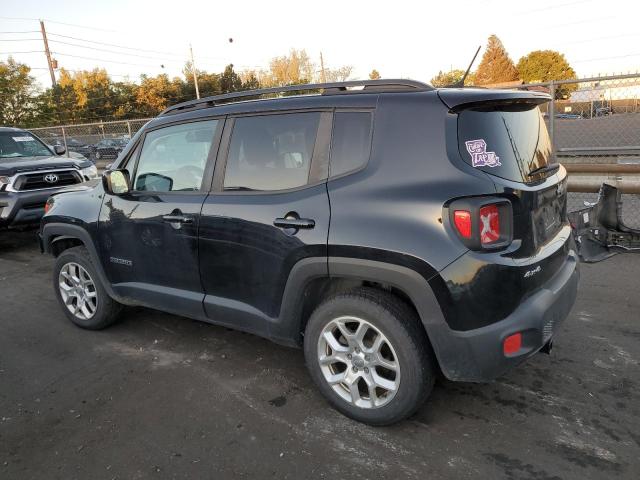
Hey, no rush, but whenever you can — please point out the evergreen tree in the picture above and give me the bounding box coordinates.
[475,35,519,85]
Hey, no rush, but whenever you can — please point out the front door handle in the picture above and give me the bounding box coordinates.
[273,217,315,229]
[162,214,193,224]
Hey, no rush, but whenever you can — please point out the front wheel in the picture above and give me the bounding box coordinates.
[304,288,435,425]
[53,246,122,330]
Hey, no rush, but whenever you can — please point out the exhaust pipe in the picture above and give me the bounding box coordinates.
[540,340,553,355]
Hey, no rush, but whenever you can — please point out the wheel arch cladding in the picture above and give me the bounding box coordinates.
[41,223,122,303]
[323,257,453,374]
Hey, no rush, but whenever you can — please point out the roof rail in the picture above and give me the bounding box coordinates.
[160,79,433,116]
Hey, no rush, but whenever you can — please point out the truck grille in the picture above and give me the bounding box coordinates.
[13,170,82,191]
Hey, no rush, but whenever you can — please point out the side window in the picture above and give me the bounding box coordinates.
[329,112,373,178]
[224,112,320,191]
[133,119,218,192]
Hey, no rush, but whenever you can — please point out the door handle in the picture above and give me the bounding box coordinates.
[273,217,315,229]
[162,214,193,224]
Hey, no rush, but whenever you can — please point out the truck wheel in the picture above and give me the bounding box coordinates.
[304,287,435,425]
[53,246,122,330]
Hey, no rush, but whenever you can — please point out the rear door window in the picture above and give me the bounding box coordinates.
[329,111,373,178]
[457,105,552,183]
[224,112,320,191]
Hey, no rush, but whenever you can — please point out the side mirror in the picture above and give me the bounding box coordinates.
[102,169,130,195]
[53,145,66,155]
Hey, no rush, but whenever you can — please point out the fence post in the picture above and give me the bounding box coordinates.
[127,121,132,139]
[61,127,69,158]
[549,80,556,159]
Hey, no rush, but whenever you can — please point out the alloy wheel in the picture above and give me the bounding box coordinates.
[58,262,98,320]
[317,316,401,408]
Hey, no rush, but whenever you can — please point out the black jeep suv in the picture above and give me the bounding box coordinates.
[0,127,98,229]
[40,80,579,425]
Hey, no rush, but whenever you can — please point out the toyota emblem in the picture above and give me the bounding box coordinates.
[44,173,59,184]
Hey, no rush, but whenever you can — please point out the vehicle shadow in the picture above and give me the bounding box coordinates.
[0,226,40,253]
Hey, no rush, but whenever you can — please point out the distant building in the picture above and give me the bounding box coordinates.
[570,79,640,102]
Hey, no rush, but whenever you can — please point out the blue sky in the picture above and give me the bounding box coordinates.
[1,0,639,87]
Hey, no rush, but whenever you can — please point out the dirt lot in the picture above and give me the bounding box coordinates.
[1,229,639,480]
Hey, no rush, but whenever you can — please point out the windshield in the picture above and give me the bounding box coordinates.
[457,104,552,183]
[0,131,52,159]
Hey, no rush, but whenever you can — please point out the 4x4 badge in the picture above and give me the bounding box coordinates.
[465,139,501,168]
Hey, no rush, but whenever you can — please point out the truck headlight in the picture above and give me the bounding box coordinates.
[81,165,99,180]
[0,176,9,192]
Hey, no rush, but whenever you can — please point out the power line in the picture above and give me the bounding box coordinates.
[47,32,187,57]
[0,50,44,54]
[0,30,41,34]
[573,52,640,63]
[0,38,42,41]
[0,16,115,33]
[46,31,247,63]
[48,39,186,63]
[51,51,165,68]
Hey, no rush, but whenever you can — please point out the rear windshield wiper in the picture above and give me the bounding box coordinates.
[527,163,560,178]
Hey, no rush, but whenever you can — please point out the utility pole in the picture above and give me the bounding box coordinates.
[189,44,200,99]
[320,52,326,83]
[40,20,56,87]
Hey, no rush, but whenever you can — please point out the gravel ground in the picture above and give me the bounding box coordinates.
[1,228,639,480]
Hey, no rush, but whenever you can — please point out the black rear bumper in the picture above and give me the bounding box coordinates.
[433,249,579,382]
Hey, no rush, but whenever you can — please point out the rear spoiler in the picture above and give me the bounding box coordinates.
[437,88,551,113]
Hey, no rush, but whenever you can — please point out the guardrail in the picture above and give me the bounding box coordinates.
[563,163,640,194]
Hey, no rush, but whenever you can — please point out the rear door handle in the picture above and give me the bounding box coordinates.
[162,214,193,224]
[273,217,315,229]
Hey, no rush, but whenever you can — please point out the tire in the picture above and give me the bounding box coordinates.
[53,246,122,330]
[304,287,435,426]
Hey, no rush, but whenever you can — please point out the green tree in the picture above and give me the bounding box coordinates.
[369,69,381,80]
[475,35,519,85]
[430,69,475,87]
[219,64,243,93]
[0,57,38,126]
[517,50,577,98]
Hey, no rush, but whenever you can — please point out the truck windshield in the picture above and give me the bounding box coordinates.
[0,132,52,159]
[457,104,552,183]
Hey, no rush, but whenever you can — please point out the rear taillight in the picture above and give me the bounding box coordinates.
[453,210,472,238]
[447,198,512,251]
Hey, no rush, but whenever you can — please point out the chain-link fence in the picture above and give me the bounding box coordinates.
[514,74,640,227]
[29,118,151,165]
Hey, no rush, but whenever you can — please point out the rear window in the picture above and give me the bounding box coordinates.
[329,112,373,177]
[457,104,552,183]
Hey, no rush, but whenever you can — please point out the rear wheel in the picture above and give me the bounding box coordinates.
[304,287,435,425]
[53,246,122,330]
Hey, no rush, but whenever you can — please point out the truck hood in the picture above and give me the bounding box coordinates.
[0,155,92,176]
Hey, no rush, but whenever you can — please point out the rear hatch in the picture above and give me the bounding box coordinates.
[440,89,569,261]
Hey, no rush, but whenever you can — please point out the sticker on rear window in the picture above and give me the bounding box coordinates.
[12,136,35,142]
[465,139,501,168]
